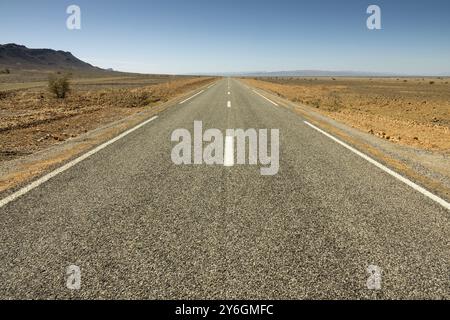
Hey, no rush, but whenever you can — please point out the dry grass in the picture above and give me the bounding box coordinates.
[0,76,215,161]
[241,77,450,153]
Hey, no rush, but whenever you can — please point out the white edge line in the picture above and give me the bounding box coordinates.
[0,116,159,209]
[179,90,205,104]
[253,90,279,106]
[304,120,450,211]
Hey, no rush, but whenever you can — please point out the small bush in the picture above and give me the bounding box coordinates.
[48,74,71,98]
[429,81,435,85]
[0,68,10,74]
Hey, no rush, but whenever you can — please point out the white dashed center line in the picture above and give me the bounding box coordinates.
[224,135,234,167]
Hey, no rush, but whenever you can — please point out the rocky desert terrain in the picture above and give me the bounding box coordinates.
[0,75,215,162]
[241,77,450,153]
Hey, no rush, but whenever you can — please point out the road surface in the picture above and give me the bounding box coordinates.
[0,79,448,299]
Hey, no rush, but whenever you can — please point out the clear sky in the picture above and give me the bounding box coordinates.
[1,0,449,75]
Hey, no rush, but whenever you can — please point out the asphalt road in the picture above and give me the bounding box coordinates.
[0,79,448,299]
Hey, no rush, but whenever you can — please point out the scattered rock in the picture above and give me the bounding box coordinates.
[37,134,50,142]
[53,135,64,141]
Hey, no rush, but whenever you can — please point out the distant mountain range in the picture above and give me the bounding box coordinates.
[2,44,448,77]
[236,70,396,77]
[0,43,103,71]
[199,70,450,77]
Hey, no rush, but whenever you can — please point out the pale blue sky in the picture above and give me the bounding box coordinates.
[1,0,449,75]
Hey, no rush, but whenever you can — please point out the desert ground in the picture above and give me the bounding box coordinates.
[0,71,215,163]
[241,77,450,153]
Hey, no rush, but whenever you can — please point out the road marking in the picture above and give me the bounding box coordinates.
[228,92,230,95]
[224,135,234,167]
[0,116,159,209]
[253,90,279,106]
[304,121,450,211]
[207,84,215,89]
[227,101,231,108]
[179,90,205,104]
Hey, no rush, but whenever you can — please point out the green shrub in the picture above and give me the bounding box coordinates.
[48,74,71,98]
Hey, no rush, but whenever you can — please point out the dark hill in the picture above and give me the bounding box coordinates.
[0,43,102,71]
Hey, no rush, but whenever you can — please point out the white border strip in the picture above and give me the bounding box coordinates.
[0,116,159,209]
[304,121,450,211]
[253,90,279,106]
[179,90,205,104]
